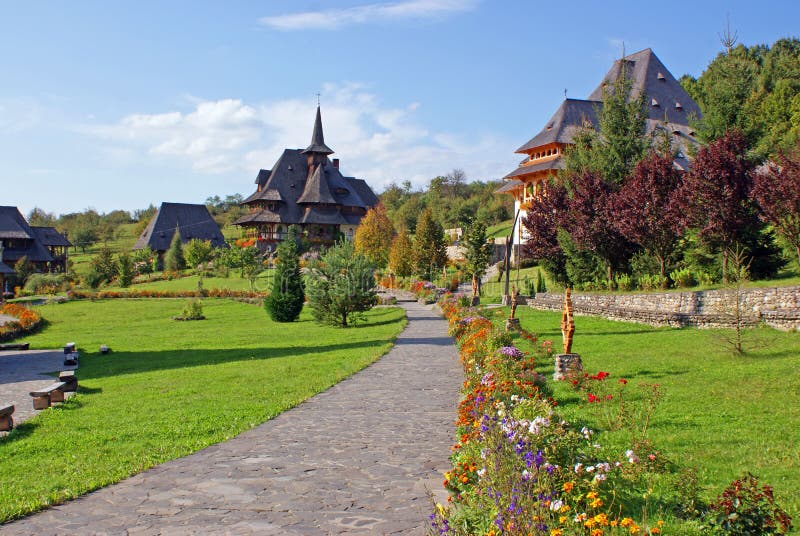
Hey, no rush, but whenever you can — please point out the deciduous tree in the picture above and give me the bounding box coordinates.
[462,219,492,297]
[413,208,447,279]
[677,130,758,282]
[388,231,414,278]
[753,143,800,267]
[354,205,395,268]
[612,152,684,278]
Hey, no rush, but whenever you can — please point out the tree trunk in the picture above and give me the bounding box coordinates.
[341,311,348,328]
[658,256,666,279]
[606,262,613,283]
[722,248,729,285]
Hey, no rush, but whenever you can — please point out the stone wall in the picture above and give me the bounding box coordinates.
[526,286,800,331]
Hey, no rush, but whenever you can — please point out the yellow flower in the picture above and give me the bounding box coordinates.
[436,503,445,516]
[586,491,599,500]
[550,530,563,536]
[590,498,603,508]
[657,520,665,527]
[584,518,596,528]
[610,520,619,527]
[590,529,604,536]
[559,516,568,524]
[594,513,609,525]
[560,504,571,513]
[629,525,640,534]
[651,528,661,534]
[620,518,634,527]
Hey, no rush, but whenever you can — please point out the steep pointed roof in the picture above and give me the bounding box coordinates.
[0,206,36,240]
[297,163,337,204]
[133,202,227,252]
[516,99,599,154]
[301,106,334,155]
[588,48,701,124]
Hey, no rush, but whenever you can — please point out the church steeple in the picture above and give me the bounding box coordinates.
[302,106,334,156]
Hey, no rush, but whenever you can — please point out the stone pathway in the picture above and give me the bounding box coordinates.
[0,350,77,426]
[3,299,463,535]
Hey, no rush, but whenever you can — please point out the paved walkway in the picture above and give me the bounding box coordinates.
[3,299,463,535]
[0,350,77,426]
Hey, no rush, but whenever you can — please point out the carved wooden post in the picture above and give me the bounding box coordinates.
[505,285,521,331]
[554,288,582,380]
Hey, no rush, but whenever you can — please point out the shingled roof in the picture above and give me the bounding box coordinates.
[0,206,35,240]
[134,202,227,252]
[301,106,334,155]
[31,226,72,247]
[499,48,702,193]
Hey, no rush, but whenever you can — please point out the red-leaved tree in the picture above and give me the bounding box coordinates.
[612,152,685,278]
[752,142,800,267]
[521,181,567,260]
[677,130,757,282]
[564,171,632,282]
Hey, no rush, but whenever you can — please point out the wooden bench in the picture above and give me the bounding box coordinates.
[0,404,14,432]
[58,371,78,392]
[0,343,29,351]
[30,382,67,410]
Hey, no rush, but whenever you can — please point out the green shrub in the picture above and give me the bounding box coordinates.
[264,229,304,322]
[164,231,186,272]
[639,274,669,291]
[670,267,696,288]
[184,239,214,270]
[704,473,792,535]
[117,252,134,288]
[535,269,547,293]
[615,273,635,291]
[179,299,204,320]
[23,273,67,294]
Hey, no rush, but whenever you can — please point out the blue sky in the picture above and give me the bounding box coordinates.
[2,0,798,216]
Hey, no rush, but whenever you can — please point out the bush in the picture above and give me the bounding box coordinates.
[704,473,792,535]
[615,273,635,291]
[24,273,68,294]
[670,267,696,288]
[536,269,547,293]
[164,231,186,272]
[639,274,668,291]
[117,252,134,288]
[174,299,205,321]
[184,239,214,270]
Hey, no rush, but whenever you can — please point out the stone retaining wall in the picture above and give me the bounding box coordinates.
[526,286,800,331]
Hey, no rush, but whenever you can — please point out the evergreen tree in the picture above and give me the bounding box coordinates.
[354,205,395,268]
[13,256,34,287]
[164,230,186,272]
[117,252,134,288]
[264,227,304,322]
[306,240,376,327]
[413,208,447,279]
[388,231,415,278]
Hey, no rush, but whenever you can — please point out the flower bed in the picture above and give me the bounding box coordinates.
[430,293,793,535]
[0,303,43,342]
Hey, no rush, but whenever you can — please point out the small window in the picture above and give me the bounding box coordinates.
[651,98,659,107]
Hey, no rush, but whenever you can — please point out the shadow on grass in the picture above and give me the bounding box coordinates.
[630,369,689,379]
[80,338,392,381]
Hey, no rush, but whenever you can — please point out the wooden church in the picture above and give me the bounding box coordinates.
[234,106,378,251]
[497,48,702,249]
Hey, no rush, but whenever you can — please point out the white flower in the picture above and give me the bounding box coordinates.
[597,462,611,473]
[574,463,583,474]
[593,473,607,482]
[586,465,596,473]
[477,467,486,477]
[550,499,564,511]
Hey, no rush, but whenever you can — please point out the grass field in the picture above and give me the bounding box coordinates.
[131,271,275,293]
[0,299,406,522]
[500,307,800,519]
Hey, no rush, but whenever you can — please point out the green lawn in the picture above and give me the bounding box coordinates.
[0,299,406,522]
[505,307,800,518]
[486,219,513,239]
[130,271,274,293]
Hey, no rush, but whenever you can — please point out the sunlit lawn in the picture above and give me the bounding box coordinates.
[499,307,800,519]
[0,299,406,522]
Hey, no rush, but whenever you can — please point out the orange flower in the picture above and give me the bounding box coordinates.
[563,482,575,493]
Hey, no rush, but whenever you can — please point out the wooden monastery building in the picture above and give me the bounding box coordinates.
[133,202,227,257]
[234,106,378,251]
[0,206,71,275]
[497,48,701,249]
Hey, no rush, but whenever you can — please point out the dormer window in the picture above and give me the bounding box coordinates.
[657,72,665,80]
[651,98,659,107]
[675,101,683,110]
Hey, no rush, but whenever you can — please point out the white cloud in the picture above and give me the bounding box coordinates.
[84,83,518,192]
[260,0,477,31]
[0,98,43,132]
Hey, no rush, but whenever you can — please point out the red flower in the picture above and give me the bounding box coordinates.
[587,393,598,403]
[606,394,613,400]
[618,378,628,385]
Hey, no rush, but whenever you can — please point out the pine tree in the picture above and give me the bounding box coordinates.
[264,227,304,322]
[354,205,395,268]
[413,208,447,279]
[388,231,414,278]
[117,252,134,288]
[164,230,186,272]
[306,240,376,327]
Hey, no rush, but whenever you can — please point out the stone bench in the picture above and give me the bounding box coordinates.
[58,370,78,392]
[0,404,14,432]
[30,382,67,410]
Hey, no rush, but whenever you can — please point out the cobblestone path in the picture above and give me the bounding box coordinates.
[3,299,462,535]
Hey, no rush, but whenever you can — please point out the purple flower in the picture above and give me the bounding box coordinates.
[499,346,524,359]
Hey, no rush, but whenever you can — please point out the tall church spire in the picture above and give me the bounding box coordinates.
[302,105,334,155]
